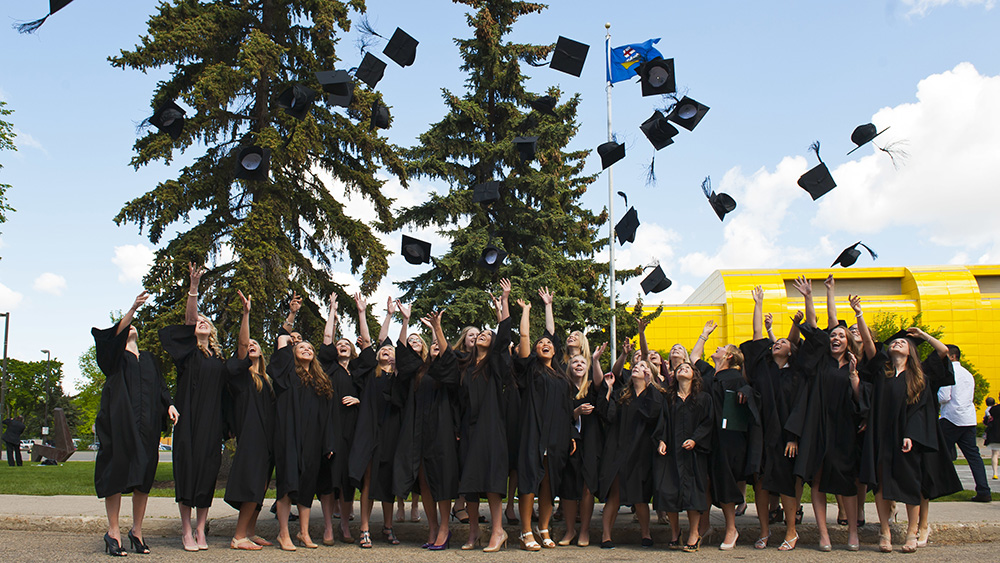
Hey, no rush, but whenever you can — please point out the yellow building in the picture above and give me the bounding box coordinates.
[641,265,998,415]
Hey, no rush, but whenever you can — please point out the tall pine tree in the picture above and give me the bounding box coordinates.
[110,0,405,356]
[398,0,637,343]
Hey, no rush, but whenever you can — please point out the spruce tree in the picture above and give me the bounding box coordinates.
[398,0,637,344]
[110,0,405,357]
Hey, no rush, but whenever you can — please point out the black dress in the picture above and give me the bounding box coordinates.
[223,357,276,510]
[93,322,172,498]
[392,345,461,501]
[790,323,872,496]
[268,346,337,505]
[348,350,401,502]
[653,390,714,512]
[514,355,575,498]
[457,317,512,499]
[596,380,662,505]
[558,382,603,501]
[159,324,227,508]
[318,345,371,499]
[741,338,806,497]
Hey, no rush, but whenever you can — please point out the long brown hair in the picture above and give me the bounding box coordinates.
[883,338,926,405]
[294,342,334,399]
[248,339,271,393]
[666,360,703,403]
[620,360,661,404]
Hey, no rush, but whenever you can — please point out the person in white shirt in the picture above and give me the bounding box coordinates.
[938,345,991,502]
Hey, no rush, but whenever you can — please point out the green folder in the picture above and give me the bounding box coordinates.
[721,389,750,432]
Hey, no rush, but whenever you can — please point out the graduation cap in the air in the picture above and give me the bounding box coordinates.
[615,207,640,246]
[666,96,710,132]
[639,111,678,150]
[383,28,418,67]
[550,36,589,77]
[641,264,672,294]
[478,244,508,272]
[638,57,676,97]
[234,145,271,182]
[701,176,736,221]
[401,235,431,265]
[598,141,625,170]
[15,0,73,34]
[370,100,390,130]
[797,141,837,200]
[472,181,501,205]
[316,70,355,107]
[513,136,538,163]
[847,123,889,155]
[355,53,387,88]
[277,84,317,120]
[529,95,558,117]
[831,242,877,268]
[148,101,186,141]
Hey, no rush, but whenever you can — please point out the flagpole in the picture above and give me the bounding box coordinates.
[605,22,617,362]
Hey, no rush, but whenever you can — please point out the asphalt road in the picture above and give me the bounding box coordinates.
[0,531,996,562]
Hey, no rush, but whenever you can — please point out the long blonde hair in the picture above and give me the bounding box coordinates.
[453,326,479,355]
[567,354,591,400]
[196,315,223,358]
[563,331,592,372]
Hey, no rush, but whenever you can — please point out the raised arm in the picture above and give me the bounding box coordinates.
[751,286,764,340]
[824,275,838,329]
[691,320,717,361]
[398,301,411,343]
[764,313,775,341]
[538,287,555,336]
[377,296,396,345]
[323,292,338,345]
[908,327,949,358]
[849,294,877,359]
[425,310,447,358]
[237,290,251,360]
[592,342,608,386]
[517,299,532,358]
[282,292,302,333]
[118,291,150,335]
[185,262,205,325]
[791,275,817,328]
[611,338,632,378]
[788,310,803,343]
[499,278,511,322]
[638,316,650,361]
[354,293,371,348]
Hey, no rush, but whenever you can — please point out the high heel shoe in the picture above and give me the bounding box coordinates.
[916,527,930,548]
[536,528,556,548]
[461,534,482,550]
[127,529,149,554]
[358,530,372,549]
[778,534,798,551]
[719,530,739,551]
[104,533,127,557]
[484,530,508,552]
[901,533,918,553]
[878,533,892,553]
[557,531,577,547]
[519,531,541,551]
[755,533,770,549]
[428,532,452,550]
[683,535,702,552]
[382,526,400,545]
[296,533,318,548]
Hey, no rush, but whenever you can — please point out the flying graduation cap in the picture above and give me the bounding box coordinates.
[478,244,507,272]
[614,192,639,246]
[832,242,877,268]
[355,53,387,88]
[277,84,317,120]
[598,141,625,169]
[513,136,538,163]
[847,123,889,155]
[549,36,589,77]
[234,145,271,182]
[666,96,710,132]
[529,95,558,117]
[15,0,73,34]
[639,111,678,150]
[638,57,676,97]
[641,263,672,294]
[701,176,736,221]
[383,28,418,67]
[370,100,390,130]
[148,101,186,141]
[472,181,501,205]
[401,235,431,265]
[315,70,354,108]
[797,141,837,200]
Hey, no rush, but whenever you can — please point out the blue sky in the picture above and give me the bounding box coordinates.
[1,0,999,390]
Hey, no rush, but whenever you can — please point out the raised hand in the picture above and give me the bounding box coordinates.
[824,274,834,290]
[764,312,773,331]
[792,310,804,324]
[517,298,531,310]
[637,316,648,331]
[386,296,397,315]
[538,286,553,305]
[849,294,863,315]
[329,292,338,313]
[622,338,634,356]
[499,278,512,296]
[593,342,608,361]
[289,292,302,314]
[353,292,367,312]
[751,285,764,305]
[488,291,502,313]
[906,327,928,340]
[397,300,412,320]
[131,291,150,312]
[791,275,812,297]
[237,290,251,314]
[701,320,717,338]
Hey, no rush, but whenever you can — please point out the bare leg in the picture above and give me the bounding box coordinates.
[359,464,373,534]
[298,504,313,544]
[396,497,405,523]
[842,493,859,547]
[418,464,439,545]
[560,499,578,544]
[636,502,651,542]
[601,477,620,543]
[131,491,149,543]
[320,493,335,543]
[993,450,999,478]
[780,493,799,543]
[917,497,930,545]
[463,499,481,548]
[505,470,518,521]
[381,500,396,540]
[411,494,421,521]
[518,492,536,537]
[874,488,893,550]
[194,507,209,548]
[276,496,295,550]
[235,502,257,540]
[485,492,505,549]
[247,506,261,540]
[721,502,737,545]
[903,503,920,550]
[339,496,353,541]
[105,493,122,544]
[698,485,712,536]
[754,480,770,543]
[811,472,830,548]
[667,511,680,543]
[687,510,702,545]
[537,467,554,545]
[579,485,594,545]
[178,502,196,550]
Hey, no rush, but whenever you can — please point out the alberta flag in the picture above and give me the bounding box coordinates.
[607,38,663,84]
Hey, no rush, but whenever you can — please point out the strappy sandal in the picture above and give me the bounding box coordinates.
[519,531,541,551]
[901,533,917,554]
[382,526,400,545]
[878,533,892,553]
[537,529,555,548]
[683,535,702,552]
[755,534,770,549]
[359,530,372,549]
[778,534,798,551]
[230,537,262,551]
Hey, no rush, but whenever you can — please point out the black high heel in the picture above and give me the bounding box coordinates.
[104,533,127,557]
[127,529,149,554]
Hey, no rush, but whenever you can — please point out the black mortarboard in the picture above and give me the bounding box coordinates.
[598,141,625,170]
[666,96,710,131]
[149,101,186,141]
[847,123,889,155]
[798,141,837,200]
[15,0,73,33]
[885,329,923,351]
[513,136,538,163]
[615,207,639,246]
[472,181,501,205]
[383,28,418,68]
[355,53,387,88]
[641,265,672,294]
[315,70,354,108]
[370,100,390,130]
[478,244,507,272]
[701,176,736,221]
[638,57,676,97]
[234,145,271,181]
[831,241,877,268]
[401,235,431,265]
[549,36,589,77]
[639,111,678,150]
[277,83,317,120]
[529,95,558,116]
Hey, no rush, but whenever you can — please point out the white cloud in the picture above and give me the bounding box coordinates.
[0,282,22,309]
[112,244,154,283]
[901,0,995,17]
[33,273,66,296]
[11,128,47,156]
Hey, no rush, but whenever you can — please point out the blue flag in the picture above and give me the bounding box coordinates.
[606,38,663,84]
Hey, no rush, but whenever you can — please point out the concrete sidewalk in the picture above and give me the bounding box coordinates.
[1,494,998,548]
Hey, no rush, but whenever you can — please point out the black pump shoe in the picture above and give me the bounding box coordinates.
[104,533,128,557]
[127,529,149,554]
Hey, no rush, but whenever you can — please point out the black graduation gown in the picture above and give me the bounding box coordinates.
[392,345,461,500]
[986,405,1000,446]
[223,357,276,510]
[859,347,962,504]
[653,390,714,512]
[789,323,872,496]
[596,380,662,505]
[92,322,172,498]
[514,355,576,498]
[268,346,337,505]
[159,324,227,507]
[558,382,603,500]
[457,317,512,499]
[741,338,806,497]
[348,349,401,502]
[318,344,370,497]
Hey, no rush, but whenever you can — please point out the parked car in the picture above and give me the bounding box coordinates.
[20,439,34,452]
[158,443,172,451]
[88,442,100,451]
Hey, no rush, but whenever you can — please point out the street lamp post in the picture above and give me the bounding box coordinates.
[41,349,51,431]
[0,312,8,421]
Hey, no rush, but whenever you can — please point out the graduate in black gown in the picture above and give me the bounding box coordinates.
[512,292,576,551]
[92,291,178,556]
[457,278,512,552]
[349,297,402,548]
[654,360,713,552]
[392,309,460,549]
[449,326,484,525]
[269,328,337,550]
[158,263,228,551]
[223,290,276,550]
